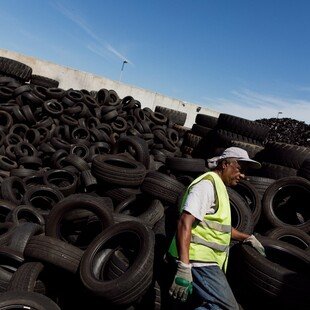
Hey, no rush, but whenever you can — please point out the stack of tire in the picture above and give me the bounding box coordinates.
[227,175,310,310]
[0,56,309,310]
[181,113,218,156]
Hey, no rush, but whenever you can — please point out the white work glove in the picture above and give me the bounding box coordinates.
[244,234,266,257]
[169,261,193,302]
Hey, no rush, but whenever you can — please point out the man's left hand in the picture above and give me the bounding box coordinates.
[243,235,266,256]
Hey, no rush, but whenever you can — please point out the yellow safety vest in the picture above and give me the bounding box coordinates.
[168,171,231,272]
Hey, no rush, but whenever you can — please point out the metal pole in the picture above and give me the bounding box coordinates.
[276,111,283,118]
[119,60,128,82]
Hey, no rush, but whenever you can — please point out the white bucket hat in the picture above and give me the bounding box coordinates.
[207,147,261,170]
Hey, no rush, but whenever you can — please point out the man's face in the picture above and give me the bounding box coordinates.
[221,159,246,186]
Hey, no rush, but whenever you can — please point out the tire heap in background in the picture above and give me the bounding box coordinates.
[0,56,309,310]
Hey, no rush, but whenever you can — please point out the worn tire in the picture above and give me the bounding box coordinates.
[262,177,310,232]
[80,221,155,306]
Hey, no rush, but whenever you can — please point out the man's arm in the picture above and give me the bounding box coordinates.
[231,227,250,241]
[176,211,196,264]
[232,227,266,256]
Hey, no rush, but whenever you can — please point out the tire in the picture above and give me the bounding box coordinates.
[239,236,310,308]
[22,185,64,214]
[154,106,187,126]
[141,171,185,206]
[265,227,310,251]
[7,222,43,255]
[112,135,150,169]
[215,129,263,146]
[6,204,45,227]
[115,195,164,228]
[246,176,275,200]
[6,261,45,293]
[0,57,32,82]
[0,266,12,292]
[232,180,262,226]
[0,291,60,310]
[24,235,83,274]
[262,177,310,232]
[0,155,18,171]
[217,113,270,142]
[255,162,297,179]
[80,221,155,306]
[227,188,254,234]
[191,124,213,137]
[165,157,206,173]
[92,154,147,187]
[1,176,26,205]
[257,142,310,170]
[46,194,114,249]
[195,114,218,128]
[30,74,59,88]
[298,158,310,181]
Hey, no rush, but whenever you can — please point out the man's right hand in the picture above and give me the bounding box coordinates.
[169,261,193,302]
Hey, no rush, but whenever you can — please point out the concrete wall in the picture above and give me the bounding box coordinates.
[0,48,220,127]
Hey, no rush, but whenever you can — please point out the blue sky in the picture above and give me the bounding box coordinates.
[1,0,310,124]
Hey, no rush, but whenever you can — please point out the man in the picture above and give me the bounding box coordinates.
[168,147,265,309]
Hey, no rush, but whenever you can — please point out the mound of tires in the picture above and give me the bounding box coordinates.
[0,57,309,310]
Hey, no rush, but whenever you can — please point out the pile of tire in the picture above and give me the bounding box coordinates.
[256,117,310,147]
[166,108,310,308]
[0,56,309,310]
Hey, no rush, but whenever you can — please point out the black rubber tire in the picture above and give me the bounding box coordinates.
[0,155,18,171]
[6,261,45,293]
[22,185,64,213]
[63,154,90,172]
[254,162,297,179]
[80,221,155,306]
[0,291,60,310]
[46,194,114,248]
[0,57,32,82]
[92,154,147,187]
[265,227,310,251]
[262,176,310,232]
[154,106,187,126]
[214,129,263,146]
[115,196,164,228]
[298,158,310,181]
[195,114,218,128]
[103,187,142,204]
[217,113,270,142]
[0,222,17,247]
[165,157,206,173]
[227,188,254,234]
[7,222,43,255]
[1,176,26,205]
[257,142,310,170]
[43,169,78,197]
[30,74,59,88]
[239,236,310,308]
[0,266,12,292]
[191,124,213,137]
[24,235,83,274]
[246,176,275,200]
[6,204,45,227]
[141,171,185,206]
[112,135,150,169]
[232,180,262,226]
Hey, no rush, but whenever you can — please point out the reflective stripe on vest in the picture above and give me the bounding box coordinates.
[191,235,230,252]
[201,220,231,233]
